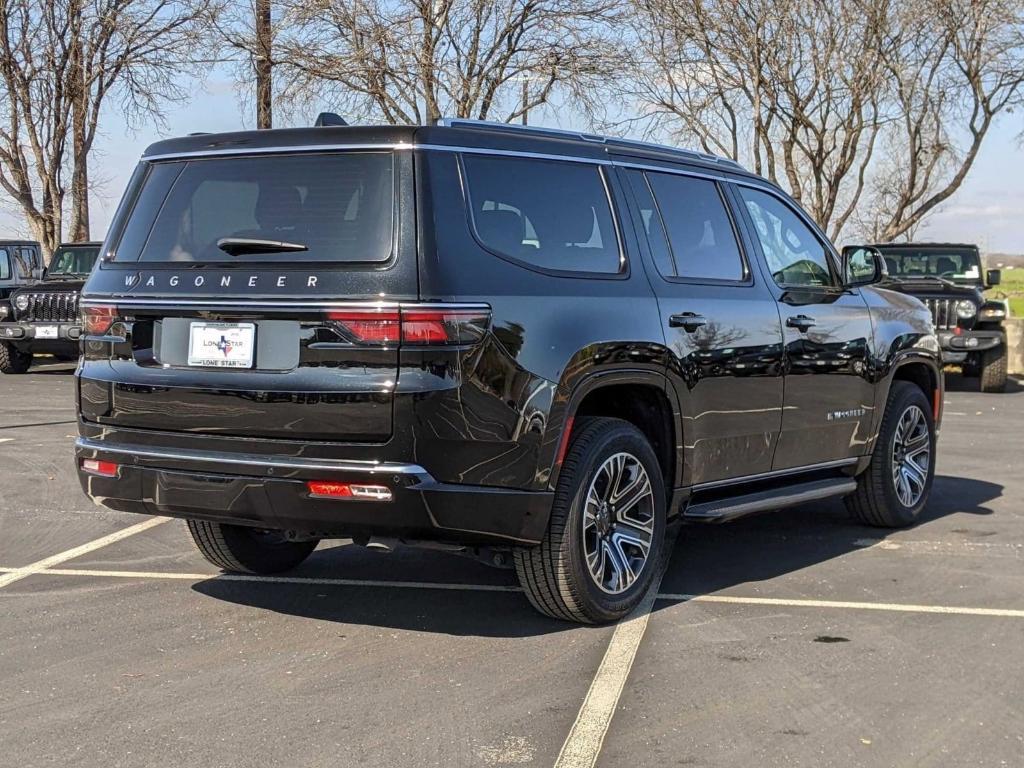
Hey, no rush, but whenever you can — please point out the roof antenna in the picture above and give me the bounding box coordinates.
[314,112,348,127]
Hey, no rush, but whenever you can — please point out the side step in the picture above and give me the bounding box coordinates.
[682,477,857,524]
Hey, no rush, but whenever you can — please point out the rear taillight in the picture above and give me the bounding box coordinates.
[306,480,393,501]
[81,304,117,335]
[325,306,490,346]
[325,310,400,344]
[81,459,119,477]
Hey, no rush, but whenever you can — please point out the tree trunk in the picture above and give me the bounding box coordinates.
[69,102,90,241]
[255,0,272,129]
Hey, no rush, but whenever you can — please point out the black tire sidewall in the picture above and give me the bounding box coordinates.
[877,384,936,523]
[562,423,666,622]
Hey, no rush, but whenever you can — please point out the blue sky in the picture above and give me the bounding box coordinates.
[3,74,1023,254]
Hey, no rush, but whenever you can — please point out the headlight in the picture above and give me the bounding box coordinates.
[13,294,29,312]
[954,299,977,319]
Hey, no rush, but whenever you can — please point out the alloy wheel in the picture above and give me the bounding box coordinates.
[582,452,656,595]
[890,404,931,507]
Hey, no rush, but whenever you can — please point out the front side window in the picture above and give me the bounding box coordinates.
[462,154,622,274]
[116,153,395,263]
[739,187,834,287]
[0,249,10,281]
[644,172,746,282]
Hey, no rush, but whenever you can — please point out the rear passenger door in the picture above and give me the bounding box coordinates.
[621,166,785,486]
[733,185,877,471]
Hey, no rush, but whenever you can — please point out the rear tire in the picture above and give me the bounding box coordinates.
[0,342,32,374]
[979,344,1007,393]
[845,381,935,528]
[514,417,666,624]
[187,520,319,574]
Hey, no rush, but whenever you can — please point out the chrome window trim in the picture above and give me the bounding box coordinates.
[75,436,431,476]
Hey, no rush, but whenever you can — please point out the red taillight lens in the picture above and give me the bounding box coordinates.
[82,305,117,335]
[324,306,490,346]
[81,459,119,477]
[325,310,400,344]
[306,481,393,501]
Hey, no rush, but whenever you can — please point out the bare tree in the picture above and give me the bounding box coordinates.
[0,0,208,256]
[210,0,276,128]
[614,0,1024,242]
[273,0,619,125]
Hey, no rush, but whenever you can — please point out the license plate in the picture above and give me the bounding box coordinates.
[36,325,58,338]
[187,322,256,368]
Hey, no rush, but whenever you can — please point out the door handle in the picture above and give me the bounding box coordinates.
[669,312,708,332]
[786,314,817,332]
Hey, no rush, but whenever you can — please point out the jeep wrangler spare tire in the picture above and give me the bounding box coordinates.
[187,520,319,574]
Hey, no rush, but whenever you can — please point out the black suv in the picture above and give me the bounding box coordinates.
[845,243,1007,392]
[0,242,101,373]
[75,120,941,623]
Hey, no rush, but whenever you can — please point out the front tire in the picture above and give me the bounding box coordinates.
[845,381,936,528]
[0,342,32,374]
[514,417,666,623]
[187,520,319,574]
[979,344,1008,393]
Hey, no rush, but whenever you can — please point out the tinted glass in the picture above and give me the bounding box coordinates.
[624,171,675,278]
[0,249,10,281]
[48,245,100,276]
[739,188,833,287]
[118,153,394,263]
[462,155,621,274]
[875,247,982,281]
[646,173,745,281]
[18,248,39,278]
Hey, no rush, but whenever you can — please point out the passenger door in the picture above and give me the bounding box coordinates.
[733,185,876,471]
[621,167,785,486]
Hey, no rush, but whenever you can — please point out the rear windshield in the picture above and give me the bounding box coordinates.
[114,152,395,263]
[49,245,100,276]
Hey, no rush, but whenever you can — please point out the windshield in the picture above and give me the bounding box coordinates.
[48,245,100,276]
[876,247,982,281]
[114,152,395,264]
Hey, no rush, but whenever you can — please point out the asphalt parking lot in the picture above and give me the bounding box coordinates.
[1,362,1022,768]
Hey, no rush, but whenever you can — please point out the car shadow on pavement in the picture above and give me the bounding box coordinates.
[190,474,1001,636]
[944,371,1024,393]
[661,474,1002,598]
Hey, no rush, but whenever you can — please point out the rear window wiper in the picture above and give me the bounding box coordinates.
[216,237,309,256]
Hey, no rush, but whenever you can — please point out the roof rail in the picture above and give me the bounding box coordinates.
[434,117,744,170]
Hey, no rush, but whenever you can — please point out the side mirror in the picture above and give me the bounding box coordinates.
[986,269,1001,287]
[841,246,887,287]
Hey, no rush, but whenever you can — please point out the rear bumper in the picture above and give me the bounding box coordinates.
[75,437,552,545]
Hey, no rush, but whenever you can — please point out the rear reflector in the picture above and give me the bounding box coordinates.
[81,459,119,477]
[81,305,117,335]
[325,306,490,346]
[306,481,393,501]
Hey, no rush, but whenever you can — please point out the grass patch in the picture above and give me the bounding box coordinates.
[986,267,1024,318]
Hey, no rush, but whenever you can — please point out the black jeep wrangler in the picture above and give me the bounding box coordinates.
[0,240,44,302]
[0,242,101,373]
[75,120,942,623]
[845,243,1007,392]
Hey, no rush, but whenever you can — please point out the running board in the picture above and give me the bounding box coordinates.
[682,478,858,523]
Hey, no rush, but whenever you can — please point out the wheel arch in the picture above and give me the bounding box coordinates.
[545,371,680,503]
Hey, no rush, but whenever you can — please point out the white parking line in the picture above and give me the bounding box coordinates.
[553,529,679,768]
[5,564,1024,619]
[0,517,169,590]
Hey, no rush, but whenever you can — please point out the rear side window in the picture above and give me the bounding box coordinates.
[645,173,746,282]
[115,153,395,263]
[462,154,622,274]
